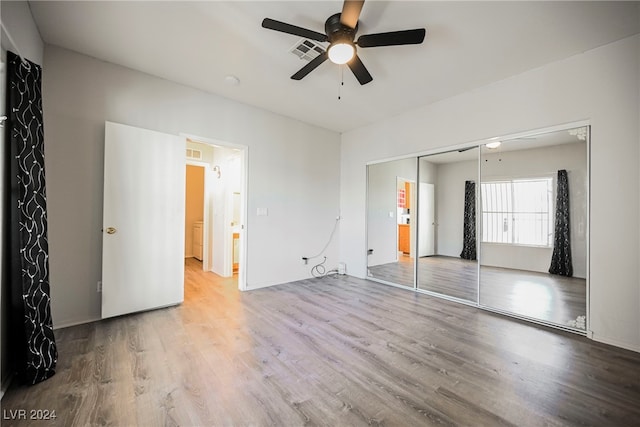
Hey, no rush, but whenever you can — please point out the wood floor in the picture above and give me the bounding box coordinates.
[369,255,586,328]
[2,258,640,426]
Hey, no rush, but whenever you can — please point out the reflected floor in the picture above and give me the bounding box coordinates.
[368,254,415,287]
[368,255,586,329]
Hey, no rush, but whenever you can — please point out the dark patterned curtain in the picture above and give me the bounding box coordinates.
[460,180,476,260]
[549,169,573,277]
[6,51,57,384]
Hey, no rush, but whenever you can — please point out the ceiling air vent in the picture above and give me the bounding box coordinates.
[186,148,202,160]
[289,38,326,62]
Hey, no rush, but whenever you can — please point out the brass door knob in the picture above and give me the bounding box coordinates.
[106,227,117,234]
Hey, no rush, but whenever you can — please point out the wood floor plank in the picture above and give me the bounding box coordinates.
[2,258,639,426]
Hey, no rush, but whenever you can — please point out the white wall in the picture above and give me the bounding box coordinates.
[480,142,588,278]
[43,46,341,328]
[0,0,44,396]
[210,146,242,277]
[0,1,44,64]
[366,158,416,267]
[433,160,477,257]
[340,35,640,352]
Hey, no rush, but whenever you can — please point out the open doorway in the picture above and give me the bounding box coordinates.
[184,137,247,290]
[185,163,205,261]
[396,177,416,260]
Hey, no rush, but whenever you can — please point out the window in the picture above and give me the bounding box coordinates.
[481,178,553,247]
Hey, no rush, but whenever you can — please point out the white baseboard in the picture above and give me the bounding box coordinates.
[53,316,102,331]
[592,334,640,354]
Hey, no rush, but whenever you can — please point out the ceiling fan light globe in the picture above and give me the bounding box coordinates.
[328,42,355,64]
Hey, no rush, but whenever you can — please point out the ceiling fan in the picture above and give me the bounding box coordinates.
[261,0,426,85]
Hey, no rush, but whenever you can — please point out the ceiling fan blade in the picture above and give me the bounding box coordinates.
[291,52,329,80]
[347,54,373,85]
[262,18,328,42]
[340,0,365,29]
[357,28,426,48]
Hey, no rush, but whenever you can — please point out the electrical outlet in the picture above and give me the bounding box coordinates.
[97,281,102,292]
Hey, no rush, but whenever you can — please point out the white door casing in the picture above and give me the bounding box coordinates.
[419,183,435,257]
[102,121,185,319]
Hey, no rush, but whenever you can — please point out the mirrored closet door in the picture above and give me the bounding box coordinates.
[416,148,479,303]
[478,126,588,330]
[365,124,588,334]
[367,158,417,288]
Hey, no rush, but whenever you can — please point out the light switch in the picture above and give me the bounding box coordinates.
[257,207,268,216]
[389,211,394,218]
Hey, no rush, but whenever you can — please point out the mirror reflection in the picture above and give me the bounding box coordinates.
[367,158,417,287]
[417,148,479,302]
[479,127,588,329]
[365,125,588,333]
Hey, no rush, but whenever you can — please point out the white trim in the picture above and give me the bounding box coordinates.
[182,133,246,151]
[366,152,421,167]
[186,159,209,168]
[185,160,210,269]
[238,146,249,291]
[366,120,592,167]
[479,304,588,336]
[490,121,591,145]
[592,334,640,354]
[53,317,102,330]
[365,276,415,292]
[585,126,592,335]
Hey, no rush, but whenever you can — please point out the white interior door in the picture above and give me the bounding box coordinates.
[419,183,435,257]
[102,121,186,319]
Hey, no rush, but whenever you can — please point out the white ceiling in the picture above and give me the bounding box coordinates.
[29,1,640,133]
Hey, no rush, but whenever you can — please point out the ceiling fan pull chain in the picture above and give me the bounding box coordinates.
[338,65,345,100]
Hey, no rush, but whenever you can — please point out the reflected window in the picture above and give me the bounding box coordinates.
[481,177,553,247]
